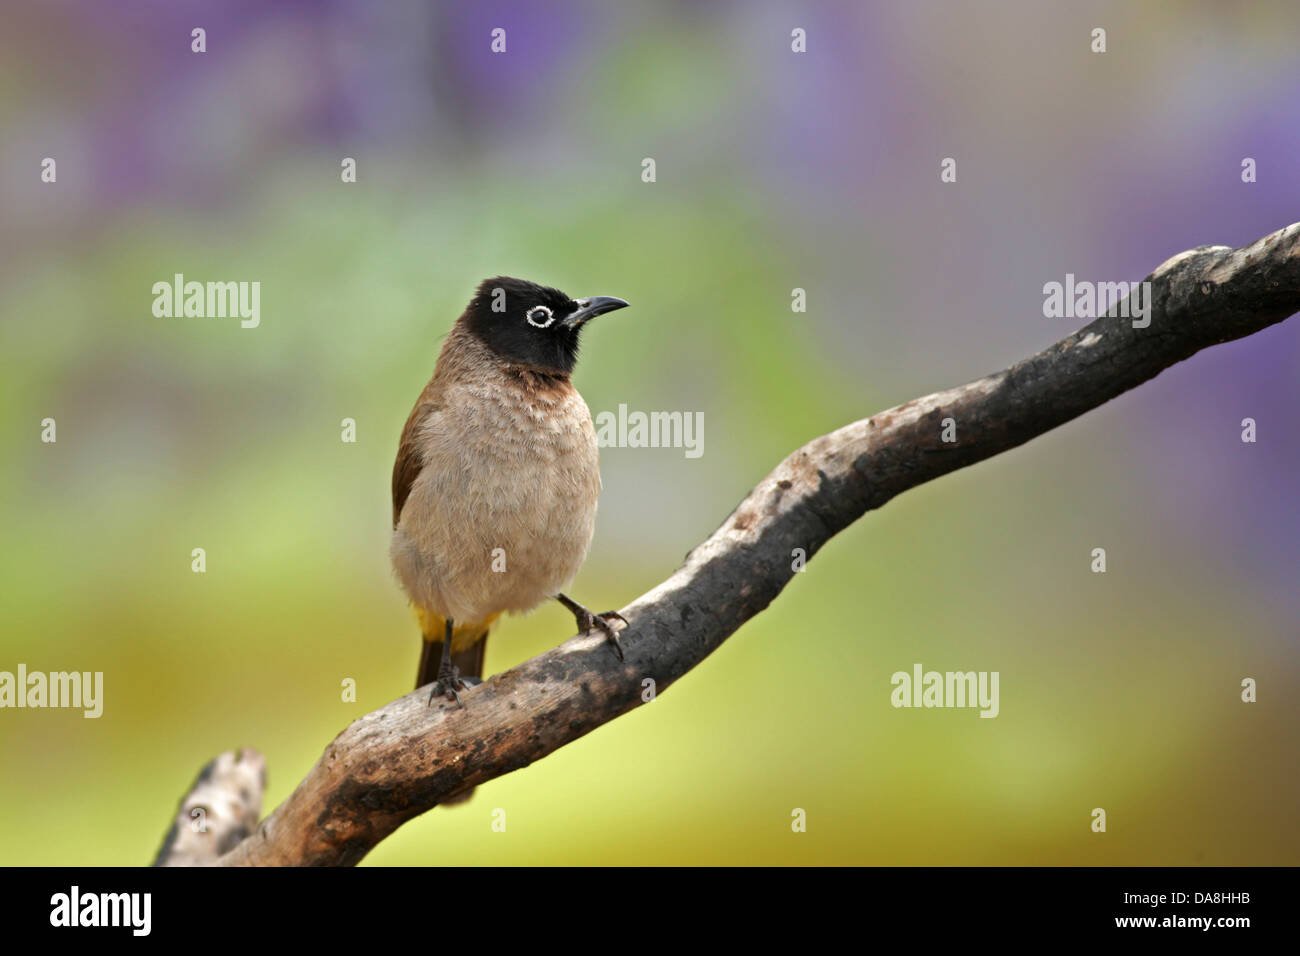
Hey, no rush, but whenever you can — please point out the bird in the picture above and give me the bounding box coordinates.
[390,276,631,715]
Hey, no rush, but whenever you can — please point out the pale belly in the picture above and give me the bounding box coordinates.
[390,379,601,626]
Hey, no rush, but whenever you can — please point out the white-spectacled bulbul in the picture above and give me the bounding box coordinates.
[391,277,629,717]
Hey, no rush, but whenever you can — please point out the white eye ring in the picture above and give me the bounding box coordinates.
[525,305,555,328]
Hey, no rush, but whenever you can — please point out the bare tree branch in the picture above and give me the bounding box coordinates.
[153,749,265,866]
[165,223,1298,867]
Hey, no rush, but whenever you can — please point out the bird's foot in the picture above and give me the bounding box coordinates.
[570,606,628,661]
[428,667,481,708]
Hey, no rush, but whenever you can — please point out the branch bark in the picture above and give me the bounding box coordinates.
[165,222,1298,867]
[153,748,266,866]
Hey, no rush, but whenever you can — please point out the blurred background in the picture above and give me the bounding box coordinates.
[1,0,1297,866]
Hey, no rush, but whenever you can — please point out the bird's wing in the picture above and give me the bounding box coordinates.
[392,391,441,527]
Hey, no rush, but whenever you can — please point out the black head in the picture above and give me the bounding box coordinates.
[460,276,629,375]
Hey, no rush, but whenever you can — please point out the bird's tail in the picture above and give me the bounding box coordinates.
[413,609,493,808]
[414,629,489,691]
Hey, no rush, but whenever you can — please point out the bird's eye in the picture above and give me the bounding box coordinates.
[525,305,555,328]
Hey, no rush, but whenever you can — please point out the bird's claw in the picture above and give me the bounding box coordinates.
[576,609,628,661]
[427,669,481,708]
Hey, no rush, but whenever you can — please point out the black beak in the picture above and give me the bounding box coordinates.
[561,295,629,330]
